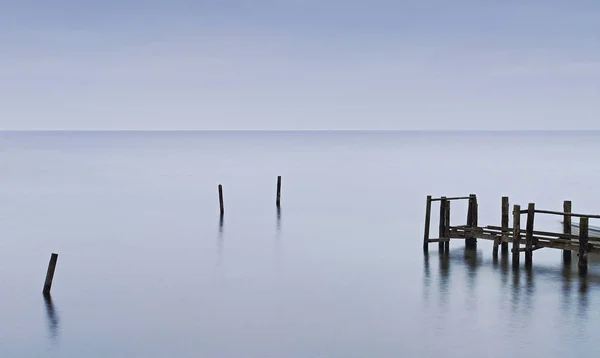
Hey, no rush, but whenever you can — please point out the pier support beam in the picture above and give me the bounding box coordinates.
[512,205,521,266]
[525,203,535,267]
[466,194,478,249]
[563,201,572,263]
[423,195,432,252]
[578,217,589,275]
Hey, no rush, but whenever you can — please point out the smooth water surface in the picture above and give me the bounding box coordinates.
[1,131,600,358]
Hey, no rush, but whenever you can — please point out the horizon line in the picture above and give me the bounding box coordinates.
[1,129,600,133]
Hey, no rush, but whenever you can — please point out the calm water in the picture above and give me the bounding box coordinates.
[1,131,600,358]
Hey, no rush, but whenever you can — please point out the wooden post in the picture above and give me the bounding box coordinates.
[439,197,447,252]
[466,194,477,248]
[501,196,509,254]
[276,176,282,207]
[578,217,589,274]
[512,205,520,265]
[563,200,572,263]
[43,253,58,295]
[444,200,451,251]
[423,195,432,252]
[492,196,502,258]
[525,203,535,267]
[218,184,224,216]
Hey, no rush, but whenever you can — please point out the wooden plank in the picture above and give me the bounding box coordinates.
[423,195,432,252]
[535,209,600,219]
[428,238,451,243]
[486,226,579,240]
[431,196,470,202]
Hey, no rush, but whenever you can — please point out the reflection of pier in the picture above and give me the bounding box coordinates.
[423,194,600,274]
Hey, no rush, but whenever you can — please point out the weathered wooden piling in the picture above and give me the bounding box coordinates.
[525,203,535,267]
[43,253,58,296]
[466,194,478,248]
[439,197,447,252]
[423,195,432,252]
[218,184,224,216]
[501,196,509,254]
[578,217,588,274]
[276,176,282,207]
[493,196,509,258]
[444,200,451,252]
[563,201,572,263]
[512,204,521,265]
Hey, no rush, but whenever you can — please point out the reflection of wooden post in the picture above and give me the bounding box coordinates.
[439,197,447,252]
[563,201,572,263]
[512,205,521,266]
[578,217,589,275]
[423,195,432,252]
[276,176,282,207]
[218,184,224,216]
[43,253,59,295]
[501,196,509,254]
[525,203,535,267]
[444,200,451,252]
[466,194,477,248]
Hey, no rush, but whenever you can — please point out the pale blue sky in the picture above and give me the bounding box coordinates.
[1,0,599,130]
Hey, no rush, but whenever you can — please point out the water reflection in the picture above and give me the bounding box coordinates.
[423,248,595,325]
[274,207,283,269]
[276,207,281,234]
[43,294,59,344]
[423,253,431,307]
[217,215,224,266]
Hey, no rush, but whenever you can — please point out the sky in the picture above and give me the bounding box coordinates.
[0,0,599,130]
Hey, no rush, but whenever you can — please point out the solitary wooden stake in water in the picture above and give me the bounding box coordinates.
[276,176,282,207]
[43,253,58,295]
[218,184,224,216]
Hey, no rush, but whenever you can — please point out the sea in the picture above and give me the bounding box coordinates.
[1,130,599,358]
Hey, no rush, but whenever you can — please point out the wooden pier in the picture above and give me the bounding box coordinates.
[423,194,600,274]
